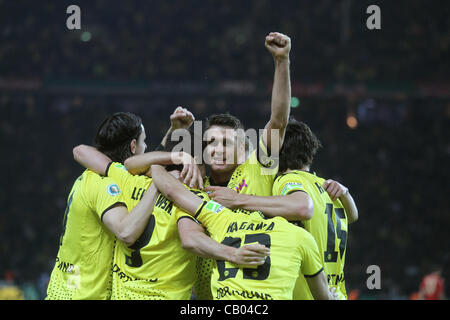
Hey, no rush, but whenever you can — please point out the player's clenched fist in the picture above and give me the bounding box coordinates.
[265,32,291,60]
[170,106,195,130]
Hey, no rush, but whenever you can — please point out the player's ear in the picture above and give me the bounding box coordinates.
[130,139,137,154]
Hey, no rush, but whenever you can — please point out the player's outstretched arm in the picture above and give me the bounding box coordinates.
[305,271,334,300]
[178,218,269,266]
[205,186,314,221]
[262,32,291,155]
[124,151,203,188]
[73,144,111,176]
[102,183,159,247]
[151,164,203,215]
[323,179,358,223]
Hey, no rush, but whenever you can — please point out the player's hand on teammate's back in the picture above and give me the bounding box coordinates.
[265,32,291,60]
[322,179,349,202]
[204,186,239,209]
[170,106,195,130]
[231,243,270,267]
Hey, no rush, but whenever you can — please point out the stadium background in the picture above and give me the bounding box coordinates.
[0,0,448,299]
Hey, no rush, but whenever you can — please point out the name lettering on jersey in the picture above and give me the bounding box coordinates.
[327,273,345,286]
[232,208,264,219]
[56,257,77,274]
[315,182,325,194]
[226,221,275,233]
[112,263,158,283]
[131,187,146,201]
[216,285,273,300]
[155,194,173,214]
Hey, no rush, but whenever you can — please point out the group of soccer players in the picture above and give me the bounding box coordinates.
[46,32,358,300]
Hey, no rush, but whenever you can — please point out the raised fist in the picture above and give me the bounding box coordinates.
[265,32,291,60]
[170,106,195,130]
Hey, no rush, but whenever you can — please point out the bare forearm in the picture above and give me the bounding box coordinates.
[264,58,291,152]
[160,126,175,147]
[183,230,235,260]
[306,272,332,300]
[340,192,358,224]
[271,58,291,127]
[237,194,294,219]
[120,184,158,244]
[124,151,182,175]
[235,193,312,221]
[73,144,111,176]
[151,165,201,214]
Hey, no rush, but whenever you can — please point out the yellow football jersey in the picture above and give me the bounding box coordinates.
[46,170,126,300]
[195,200,324,300]
[106,162,204,300]
[213,137,278,197]
[272,170,349,300]
[194,139,279,299]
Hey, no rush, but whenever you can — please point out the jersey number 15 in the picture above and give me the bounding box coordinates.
[324,203,347,263]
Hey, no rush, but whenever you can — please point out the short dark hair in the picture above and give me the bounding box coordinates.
[205,113,244,131]
[205,113,249,152]
[94,112,143,163]
[279,118,322,172]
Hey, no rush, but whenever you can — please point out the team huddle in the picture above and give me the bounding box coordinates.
[46,32,358,300]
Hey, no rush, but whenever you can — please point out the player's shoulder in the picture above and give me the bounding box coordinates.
[83,169,123,196]
[109,161,152,182]
[84,168,114,183]
[290,223,316,246]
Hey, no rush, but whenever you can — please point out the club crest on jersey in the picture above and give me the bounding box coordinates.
[107,184,121,196]
[206,201,224,214]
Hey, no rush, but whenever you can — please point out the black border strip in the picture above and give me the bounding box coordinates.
[285,189,307,196]
[303,267,324,278]
[194,201,207,219]
[177,216,198,224]
[104,161,113,177]
[100,202,127,221]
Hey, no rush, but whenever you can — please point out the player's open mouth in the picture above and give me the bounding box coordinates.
[211,158,229,165]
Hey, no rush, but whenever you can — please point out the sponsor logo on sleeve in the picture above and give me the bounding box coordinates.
[206,201,224,214]
[281,182,303,195]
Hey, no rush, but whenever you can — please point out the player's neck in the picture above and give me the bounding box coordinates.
[210,171,233,186]
[284,166,310,174]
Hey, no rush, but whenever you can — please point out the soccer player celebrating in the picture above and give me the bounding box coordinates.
[192,31,292,298]
[46,112,160,300]
[73,128,269,299]
[150,163,334,300]
[205,118,358,299]
[203,31,291,194]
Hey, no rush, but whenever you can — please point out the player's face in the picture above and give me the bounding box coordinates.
[134,125,147,155]
[204,125,243,173]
